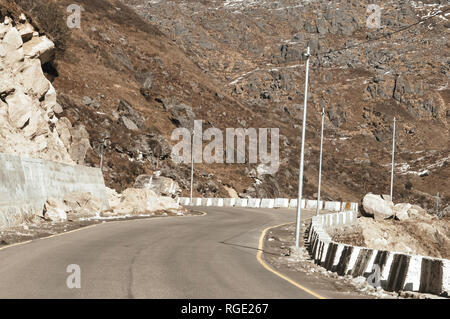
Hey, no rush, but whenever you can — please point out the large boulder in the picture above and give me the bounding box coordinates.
[133,174,181,198]
[43,198,67,222]
[362,193,394,219]
[63,192,105,220]
[393,203,430,221]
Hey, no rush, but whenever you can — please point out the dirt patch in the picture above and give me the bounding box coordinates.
[0,209,201,249]
[329,216,450,259]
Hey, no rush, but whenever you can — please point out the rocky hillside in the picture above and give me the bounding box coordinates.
[0,1,77,164]
[7,0,449,211]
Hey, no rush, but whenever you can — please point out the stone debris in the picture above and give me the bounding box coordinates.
[105,187,182,216]
[0,12,74,164]
[392,203,429,221]
[43,198,68,222]
[34,188,184,225]
[133,174,182,198]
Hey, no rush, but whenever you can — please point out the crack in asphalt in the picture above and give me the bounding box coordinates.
[127,245,146,299]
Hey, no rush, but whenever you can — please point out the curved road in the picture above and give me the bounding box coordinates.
[0,207,359,299]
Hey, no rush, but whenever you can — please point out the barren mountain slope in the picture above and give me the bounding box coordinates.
[124,0,450,208]
[11,0,448,210]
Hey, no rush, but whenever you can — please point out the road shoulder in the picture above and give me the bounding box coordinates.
[259,223,392,299]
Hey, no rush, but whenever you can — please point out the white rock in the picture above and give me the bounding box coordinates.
[6,90,33,129]
[393,203,411,221]
[23,108,47,138]
[0,15,75,165]
[362,193,394,219]
[23,36,55,64]
[16,58,50,98]
[43,198,67,222]
[393,203,429,221]
[4,27,23,50]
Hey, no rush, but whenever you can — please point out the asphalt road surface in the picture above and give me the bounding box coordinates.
[0,207,362,299]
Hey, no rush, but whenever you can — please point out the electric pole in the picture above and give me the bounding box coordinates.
[100,138,106,171]
[316,105,325,216]
[190,129,195,206]
[295,46,311,249]
[390,117,396,202]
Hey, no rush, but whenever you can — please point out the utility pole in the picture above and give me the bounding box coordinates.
[390,117,396,202]
[295,46,311,249]
[316,105,325,216]
[99,138,106,171]
[190,129,195,206]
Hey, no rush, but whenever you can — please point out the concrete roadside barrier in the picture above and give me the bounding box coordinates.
[211,198,224,207]
[288,199,306,209]
[235,198,248,207]
[274,198,289,208]
[260,198,275,208]
[386,253,413,292]
[223,198,236,207]
[306,200,323,210]
[177,197,359,213]
[419,258,450,296]
[248,198,261,208]
[179,197,190,205]
[350,248,375,277]
[324,201,341,211]
[305,209,450,297]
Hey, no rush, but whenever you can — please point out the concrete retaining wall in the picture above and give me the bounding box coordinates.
[306,211,450,297]
[178,197,359,212]
[0,154,108,228]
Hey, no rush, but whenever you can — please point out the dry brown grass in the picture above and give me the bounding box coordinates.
[12,0,70,54]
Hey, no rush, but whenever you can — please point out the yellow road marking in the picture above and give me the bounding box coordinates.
[0,240,32,251]
[256,222,327,299]
[41,224,98,240]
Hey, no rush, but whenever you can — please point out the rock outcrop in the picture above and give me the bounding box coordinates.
[0,12,78,164]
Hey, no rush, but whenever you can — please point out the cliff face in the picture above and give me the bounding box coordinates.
[0,6,91,165]
[0,10,71,163]
[6,0,447,210]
